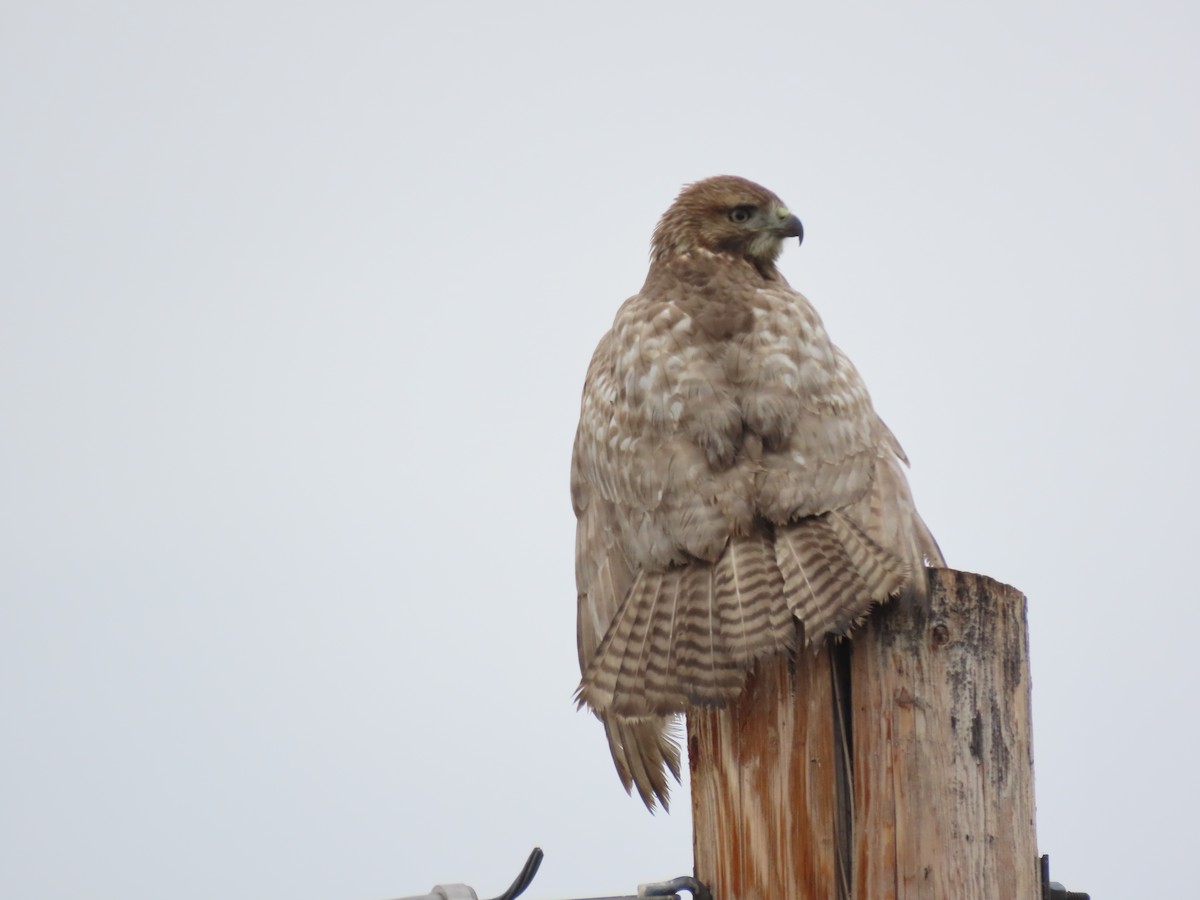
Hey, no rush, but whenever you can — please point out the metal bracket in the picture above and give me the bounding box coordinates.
[1040,854,1089,900]
[639,874,712,900]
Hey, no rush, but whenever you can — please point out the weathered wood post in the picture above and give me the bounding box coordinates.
[688,568,1038,899]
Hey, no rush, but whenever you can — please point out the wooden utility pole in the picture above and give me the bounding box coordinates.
[688,569,1038,900]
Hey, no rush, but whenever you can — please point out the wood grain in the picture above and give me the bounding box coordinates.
[688,569,1039,900]
[689,648,839,900]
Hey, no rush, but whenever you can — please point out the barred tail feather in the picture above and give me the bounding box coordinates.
[775,513,908,647]
[613,569,692,713]
[668,561,745,708]
[712,530,795,664]
[578,569,690,716]
[827,511,910,608]
[638,567,695,712]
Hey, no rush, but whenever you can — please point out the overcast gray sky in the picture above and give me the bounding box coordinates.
[3,2,1197,898]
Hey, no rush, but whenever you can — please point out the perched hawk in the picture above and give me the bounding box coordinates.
[571,175,944,810]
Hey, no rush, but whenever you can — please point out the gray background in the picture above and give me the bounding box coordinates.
[3,2,1196,897]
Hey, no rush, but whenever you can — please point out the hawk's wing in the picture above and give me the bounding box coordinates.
[571,326,681,810]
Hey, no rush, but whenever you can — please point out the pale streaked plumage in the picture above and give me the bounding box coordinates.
[572,176,944,810]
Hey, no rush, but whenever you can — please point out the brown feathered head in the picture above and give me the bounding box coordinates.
[651,175,803,266]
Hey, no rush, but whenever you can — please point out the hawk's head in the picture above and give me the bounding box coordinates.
[651,175,804,267]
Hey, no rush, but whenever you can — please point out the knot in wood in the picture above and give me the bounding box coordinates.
[930,621,951,648]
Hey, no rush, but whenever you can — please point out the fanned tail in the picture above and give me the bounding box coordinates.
[579,512,920,809]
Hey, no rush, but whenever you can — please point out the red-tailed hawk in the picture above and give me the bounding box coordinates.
[571,175,944,810]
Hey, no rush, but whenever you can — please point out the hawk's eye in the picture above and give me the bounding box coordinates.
[729,205,755,224]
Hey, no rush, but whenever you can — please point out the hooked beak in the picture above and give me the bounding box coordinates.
[778,213,804,245]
